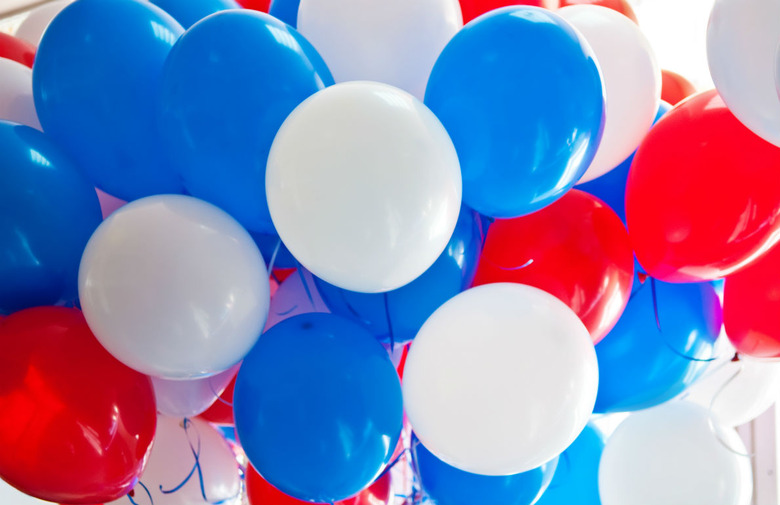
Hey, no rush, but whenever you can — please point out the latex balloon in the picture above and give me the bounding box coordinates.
[237,0,270,9]
[0,33,35,68]
[246,465,392,505]
[268,0,299,27]
[13,0,71,46]
[314,207,483,344]
[425,7,604,218]
[267,81,462,293]
[708,0,780,147]
[106,417,241,505]
[724,243,780,358]
[159,10,332,234]
[414,439,557,505]
[33,0,184,200]
[1,478,65,505]
[599,402,753,505]
[151,0,240,28]
[473,190,633,344]
[152,365,239,418]
[0,58,40,129]
[460,1,559,24]
[198,376,236,426]
[298,0,461,100]
[265,269,329,330]
[595,279,721,413]
[535,424,605,505]
[79,195,270,379]
[661,69,696,105]
[403,283,598,475]
[626,90,780,282]
[558,0,636,23]
[95,189,126,220]
[234,313,403,502]
[0,307,156,504]
[559,6,660,183]
[0,122,102,315]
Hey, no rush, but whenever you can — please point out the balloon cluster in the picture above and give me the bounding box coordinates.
[0,0,779,504]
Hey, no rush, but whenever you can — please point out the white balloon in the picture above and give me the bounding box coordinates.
[599,401,753,505]
[14,0,73,47]
[0,58,40,130]
[708,0,780,146]
[402,283,598,476]
[107,416,241,505]
[153,364,240,418]
[560,5,660,183]
[266,81,462,293]
[0,479,53,505]
[297,0,462,100]
[264,269,328,331]
[79,195,270,379]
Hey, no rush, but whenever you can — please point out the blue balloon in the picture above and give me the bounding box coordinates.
[251,232,297,270]
[269,0,300,27]
[0,122,102,315]
[314,207,483,344]
[578,101,672,225]
[535,424,604,505]
[425,7,604,218]
[151,0,240,28]
[234,313,403,503]
[158,10,333,234]
[413,437,558,505]
[33,0,185,201]
[594,278,721,413]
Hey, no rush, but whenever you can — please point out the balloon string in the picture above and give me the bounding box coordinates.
[481,256,534,272]
[128,481,154,505]
[651,278,661,331]
[376,448,409,481]
[383,292,396,352]
[335,288,372,325]
[706,362,754,458]
[268,238,282,275]
[208,376,234,408]
[294,261,316,308]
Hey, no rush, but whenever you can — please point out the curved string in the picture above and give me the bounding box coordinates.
[207,376,234,408]
[267,238,282,275]
[294,261,316,308]
[383,292,396,352]
[127,482,154,505]
[706,361,754,458]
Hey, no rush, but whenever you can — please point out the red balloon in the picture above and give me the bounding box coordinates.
[0,307,156,504]
[472,189,634,344]
[236,0,271,11]
[724,244,780,358]
[199,373,236,425]
[661,69,696,105]
[246,464,392,505]
[0,33,35,68]
[459,0,559,24]
[626,90,780,282]
[558,0,637,23]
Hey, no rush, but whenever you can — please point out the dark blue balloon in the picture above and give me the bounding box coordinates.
[314,207,483,344]
[269,0,300,27]
[234,313,403,503]
[425,7,604,218]
[158,10,333,234]
[414,437,558,505]
[594,279,721,413]
[151,0,240,28]
[535,424,604,505]
[33,0,185,201]
[0,122,102,315]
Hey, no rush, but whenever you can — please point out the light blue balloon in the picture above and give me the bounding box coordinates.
[425,7,604,218]
[33,0,185,201]
[158,10,333,233]
[535,424,604,505]
[269,0,299,27]
[152,0,240,28]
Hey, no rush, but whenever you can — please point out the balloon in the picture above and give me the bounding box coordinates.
[684,356,780,427]
[159,10,332,235]
[1,478,63,505]
[473,190,633,344]
[198,375,236,426]
[95,189,126,220]
[708,0,780,147]
[414,439,558,505]
[314,207,483,344]
[403,283,598,475]
[599,402,753,505]
[106,416,241,505]
[0,122,102,315]
[577,101,671,224]
[33,0,185,201]
[266,81,462,293]
[661,69,696,105]
[0,33,35,68]
[594,279,721,413]
[78,194,270,379]
[558,5,660,183]
[265,269,329,330]
[0,307,156,504]
[558,0,636,23]
[425,7,604,218]
[626,90,780,282]
[13,0,71,47]
[723,243,780,358]
[236,0,271,9]
[535,424,604,505]
[268,0,299,27]
[246,465,392,505]
[234,313,403,503]
[151,0,240,28]
[460,1,559,24]
[152,365,239,418]
[0,58,40,129]
[298,0,461,100]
